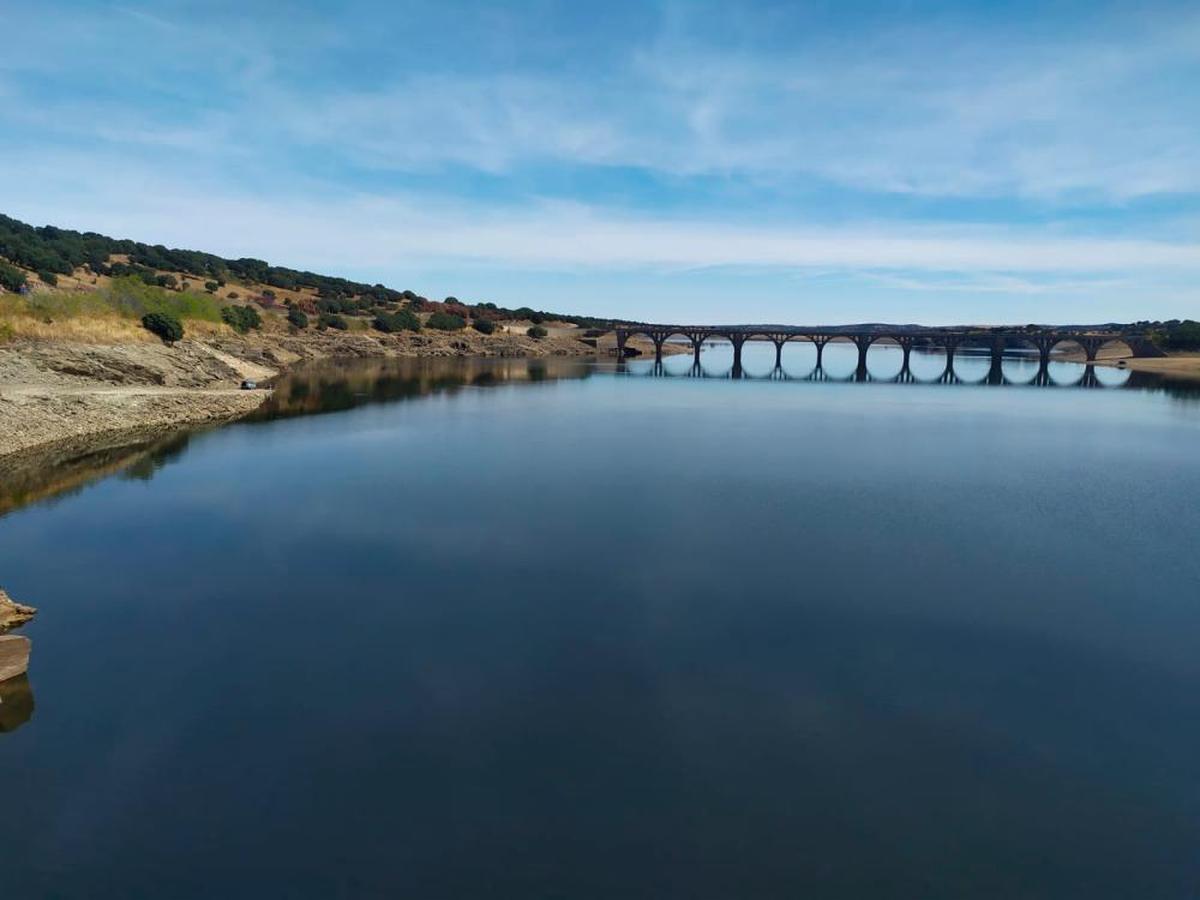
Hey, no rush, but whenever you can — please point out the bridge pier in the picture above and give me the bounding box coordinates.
[984,335,1005,385]
[936,339,961,384]
[892,336,916,379]
[812,336,830,369]
[853,335,872,379]
[730,335,746,377]
[1032,334,1056,369]
[1127,336,1167,358]
[1032,359,1052,387]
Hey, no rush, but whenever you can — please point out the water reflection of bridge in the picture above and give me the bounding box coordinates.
[621,357,1130,388]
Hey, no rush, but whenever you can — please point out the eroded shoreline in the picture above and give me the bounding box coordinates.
[0,326,644,467]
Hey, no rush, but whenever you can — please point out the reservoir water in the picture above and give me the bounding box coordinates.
[2,342,1199,898]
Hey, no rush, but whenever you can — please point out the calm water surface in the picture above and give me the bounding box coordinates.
[2,343,1200,898]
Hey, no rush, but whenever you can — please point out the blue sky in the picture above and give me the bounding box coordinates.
[1,0,1198,324]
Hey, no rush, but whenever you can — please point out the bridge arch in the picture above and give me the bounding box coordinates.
[906,338,956,382]
[998,335,1044,384]
[1093,337,1135,360]
[657,330,705,373]
[616,328,657,358]
[949,336,994,384]
[864,335,905,380]
[1092,364,1133,388]
[1047,335,1134,364]
[1048,336,1089,361]
[812,335,859,379]
[730,332,789,375]
[1047,362,1093,388]
[777,336,822,379]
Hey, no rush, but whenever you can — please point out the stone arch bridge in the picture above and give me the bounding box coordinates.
[614,325,1163,376]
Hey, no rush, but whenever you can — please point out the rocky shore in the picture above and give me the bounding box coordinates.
[0,588,36,631]
[0,325,617,466]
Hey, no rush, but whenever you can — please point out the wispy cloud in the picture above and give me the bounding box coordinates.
[3,155,1197,276]
[242,6,1200,201]
[7,3,1199,203]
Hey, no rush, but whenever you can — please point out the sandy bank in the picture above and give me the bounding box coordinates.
[1053,346,1200,380]
[1088,353,1200,380]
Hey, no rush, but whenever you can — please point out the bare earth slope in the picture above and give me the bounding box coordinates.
[0,325,632,465]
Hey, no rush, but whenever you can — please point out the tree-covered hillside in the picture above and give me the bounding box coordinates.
[0,213,609,328]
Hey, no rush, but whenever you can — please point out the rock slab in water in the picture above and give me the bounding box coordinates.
[0,588,36,630]
[0,634,31,683]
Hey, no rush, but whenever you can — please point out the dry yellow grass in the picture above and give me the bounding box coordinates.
[0,314,236,344]
[0,287,239,346]
[0,312,151,343]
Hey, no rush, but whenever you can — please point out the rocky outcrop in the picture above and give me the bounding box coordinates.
[0,635,31,684]
[0,588,36,631]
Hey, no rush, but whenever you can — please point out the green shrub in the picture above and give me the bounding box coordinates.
[142,311,184,345]
[94,276,223,322]
[38,270,58,286]
[1160,320,1200,351]
[221,304,262,333]
[373,309,421,333]
[204,281,220,293]
[471,317,496,335]
[155,274,178,289]
[319,313,348,330]
[287,307,309,329]
[0,260,27,293]
[427,311,465,331]
[527,325,548,339]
